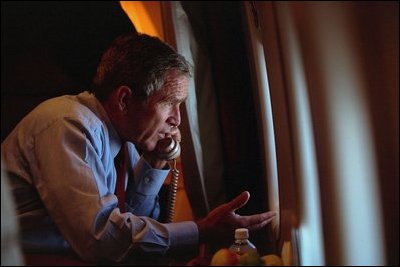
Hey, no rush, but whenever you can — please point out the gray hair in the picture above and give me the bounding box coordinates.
[91,33,191,102]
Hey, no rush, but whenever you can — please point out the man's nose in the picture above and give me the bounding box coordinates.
[169,106,181,127]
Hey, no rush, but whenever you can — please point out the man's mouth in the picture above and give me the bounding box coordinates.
[158,132,172,140]
[158,133,168,139]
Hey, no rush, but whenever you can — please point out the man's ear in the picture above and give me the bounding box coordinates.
[115,86,132,113]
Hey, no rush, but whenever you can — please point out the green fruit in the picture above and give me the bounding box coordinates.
[260,254,282,266]
[239,250,261,266]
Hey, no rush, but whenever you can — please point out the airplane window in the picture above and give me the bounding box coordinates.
[243,2,280,242]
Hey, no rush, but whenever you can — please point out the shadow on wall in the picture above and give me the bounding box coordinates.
[1,2,135,141]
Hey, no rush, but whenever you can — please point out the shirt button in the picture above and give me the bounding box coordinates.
[144,177,151,184]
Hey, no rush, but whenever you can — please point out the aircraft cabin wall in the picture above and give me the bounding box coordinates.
[1,1,398,266]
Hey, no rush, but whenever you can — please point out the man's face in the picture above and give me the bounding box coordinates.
[125,71,188,151]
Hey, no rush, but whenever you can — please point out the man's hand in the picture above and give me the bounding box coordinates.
[142,152,169,169]
[196,191,277,243]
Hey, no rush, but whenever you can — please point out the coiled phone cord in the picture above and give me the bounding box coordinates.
[166,159,179,223]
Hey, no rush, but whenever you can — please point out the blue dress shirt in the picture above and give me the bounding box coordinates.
[1,91,198,262]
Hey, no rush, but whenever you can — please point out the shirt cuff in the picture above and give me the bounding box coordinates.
[164,221,199,250]
[133,157,169,196]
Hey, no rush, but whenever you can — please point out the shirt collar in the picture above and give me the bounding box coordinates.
[76,91,122,159]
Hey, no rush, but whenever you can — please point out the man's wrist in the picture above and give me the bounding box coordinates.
[149,159,168,169]
[196,220,207,244]
[143,153,168,169]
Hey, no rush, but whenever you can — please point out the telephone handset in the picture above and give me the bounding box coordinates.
[155,137,181,161]
[155,137,181,223]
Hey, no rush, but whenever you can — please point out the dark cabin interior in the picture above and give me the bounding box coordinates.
[2,1,272,255]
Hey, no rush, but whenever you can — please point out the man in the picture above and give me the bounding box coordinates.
[1,33,276,263]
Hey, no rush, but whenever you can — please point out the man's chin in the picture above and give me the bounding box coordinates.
[142,141,157,152]
[137,137,159,152]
